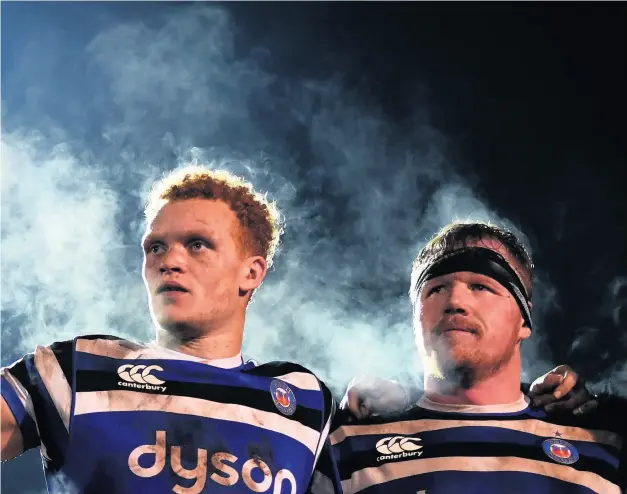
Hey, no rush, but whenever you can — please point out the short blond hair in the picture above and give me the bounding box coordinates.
[145,165,283,267]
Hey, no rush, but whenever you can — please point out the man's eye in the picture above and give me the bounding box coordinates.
[147,244,165,254]
[470,283,489,291]
[189,240,209,251]
[427,285,444,296]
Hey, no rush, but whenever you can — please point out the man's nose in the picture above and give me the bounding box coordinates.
[159,246,185,273]
[444,283,469,315]
[444,305,467,315]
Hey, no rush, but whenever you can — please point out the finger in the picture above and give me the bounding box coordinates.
[359,399,372,419]
[340,376,361,410]
[346,389,366,419]
[343,376,384,414]
[557,387,590,409]
[551,369,579,399]
[545,394,581,414]
[532,393,558,407]
[528,373,564,396]
[573,399,599,416]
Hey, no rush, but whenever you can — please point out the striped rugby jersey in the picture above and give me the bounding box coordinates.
[310,394,626,494]
[1,335,335,494]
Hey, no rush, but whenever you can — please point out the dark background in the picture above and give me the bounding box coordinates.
[1,2,625,492]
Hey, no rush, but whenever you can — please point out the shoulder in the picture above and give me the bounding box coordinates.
[244,360,335,418]
[584,394,627,436]
[243,360,327,389]
[539,396,627,435]
[71,334,150,359]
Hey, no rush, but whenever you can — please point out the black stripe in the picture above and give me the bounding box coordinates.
[76,370,322,431]
[336,440,620,485]
[76,334,126,342]
[244,361,317,378]
[49,340,74,389]
[320,380,334,427]
[331,409,351,433]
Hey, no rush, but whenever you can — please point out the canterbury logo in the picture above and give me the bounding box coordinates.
[376,436,423,461]
[117,364,167,392]
[118,364,165,385]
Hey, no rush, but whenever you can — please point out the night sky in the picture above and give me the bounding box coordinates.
[1,2,625,492]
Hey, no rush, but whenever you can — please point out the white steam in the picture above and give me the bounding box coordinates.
[2,4,600,491]
[0,2,561,395]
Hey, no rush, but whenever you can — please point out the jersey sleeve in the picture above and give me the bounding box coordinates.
[313,379,336,468]
[1,340,74,465]
[307,438,344,494]
[307,410,347,494]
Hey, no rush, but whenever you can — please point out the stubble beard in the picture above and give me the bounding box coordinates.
[428,337,518,390]
[151,299,209,344]
[159,319,206,343]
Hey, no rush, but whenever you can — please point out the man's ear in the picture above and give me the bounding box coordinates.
[239,256,268,293]
[521,301,533,328]
[518,324,532,342]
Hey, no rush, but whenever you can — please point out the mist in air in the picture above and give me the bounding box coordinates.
[2,3,567,399]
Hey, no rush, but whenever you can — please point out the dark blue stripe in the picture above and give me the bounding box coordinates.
[359,469,601,494]
[419,404,536,419]
[335,425,620,469]
[74,350,248,380]
[1,375,39,449]
[74,351,323,409]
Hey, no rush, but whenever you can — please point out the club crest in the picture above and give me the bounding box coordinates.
[542,438,579,465]
[270,379,297,416]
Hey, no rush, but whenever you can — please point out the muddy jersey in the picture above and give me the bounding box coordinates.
[310,395,626,494]
[1,335,335,494]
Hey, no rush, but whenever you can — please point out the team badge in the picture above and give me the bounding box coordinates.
[270,379,297,416]
[542,438,579,465]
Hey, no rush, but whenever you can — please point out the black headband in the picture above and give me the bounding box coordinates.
[414,247,533,330]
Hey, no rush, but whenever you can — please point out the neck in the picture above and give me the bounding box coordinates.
[155,312,245,360]
[424,354,523,406]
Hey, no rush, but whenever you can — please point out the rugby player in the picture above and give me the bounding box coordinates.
[313,222,626,493]
[1,166,335,493]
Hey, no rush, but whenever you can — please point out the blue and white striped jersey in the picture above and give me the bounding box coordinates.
[1,335,335,494]
[310,395,626,494]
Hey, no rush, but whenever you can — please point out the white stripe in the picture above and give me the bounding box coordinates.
[146,343,244,369]
[77,339,244,368]
[345,456,620,494]
[76,338,147,360]
[1,367,49,461]
[34,346,72,431]
[74,390,319,454]
[274,372,321,391]
[418,394,530,414]
[331,418,623,450]
[1,368,37,425]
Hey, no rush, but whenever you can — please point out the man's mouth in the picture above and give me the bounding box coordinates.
[442,327,477,335]
[156,283,189,294]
